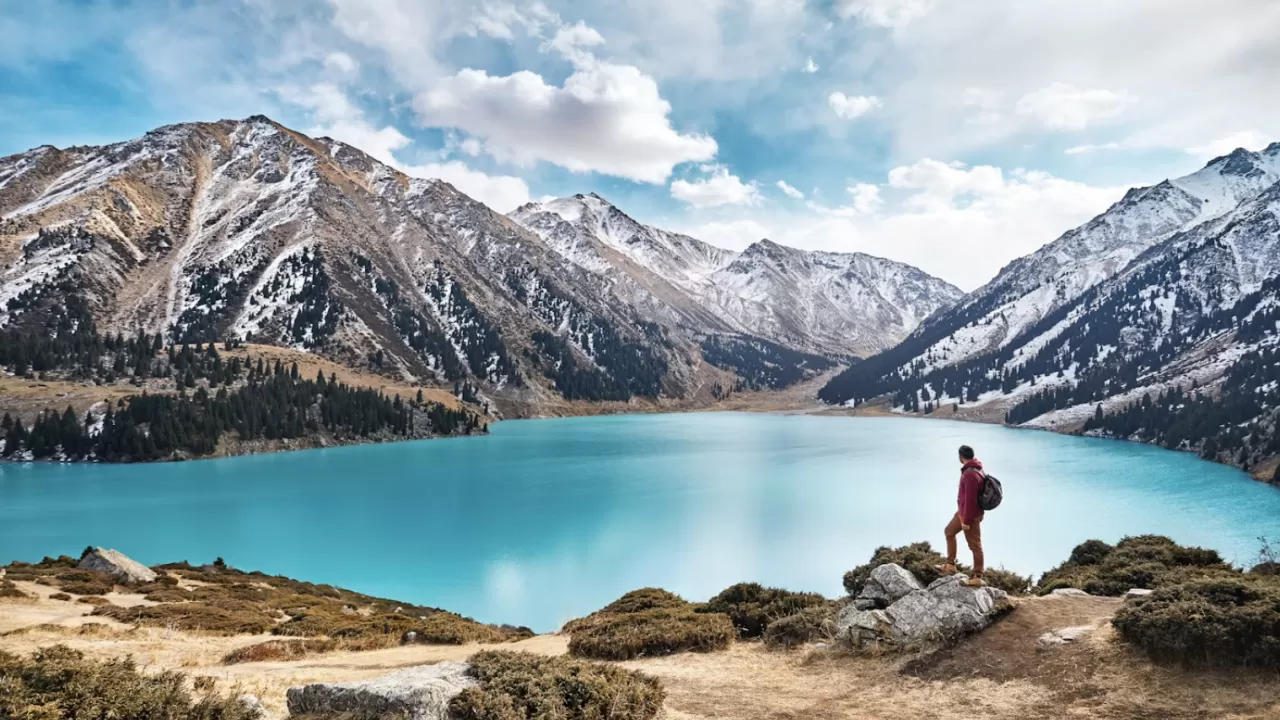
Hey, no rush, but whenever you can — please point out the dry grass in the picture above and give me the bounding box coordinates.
[568,608,735,661]
[450,650,665,720]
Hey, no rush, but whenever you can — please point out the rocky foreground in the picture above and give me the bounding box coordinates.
[3,542,1280,719]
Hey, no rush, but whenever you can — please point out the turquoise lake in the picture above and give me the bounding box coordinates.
[2,413,1278,632]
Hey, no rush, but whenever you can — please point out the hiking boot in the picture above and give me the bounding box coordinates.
[934,563,958,575]
[962,576,985,587]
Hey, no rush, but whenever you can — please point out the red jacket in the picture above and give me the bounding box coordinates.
[958,459,984,524]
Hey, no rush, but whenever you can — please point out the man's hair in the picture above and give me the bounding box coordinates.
[958,445,975,460]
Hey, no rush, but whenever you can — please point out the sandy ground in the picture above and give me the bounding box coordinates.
[4,582,1280,720]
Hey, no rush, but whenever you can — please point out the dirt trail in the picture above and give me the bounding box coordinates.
[4,588,1280,720]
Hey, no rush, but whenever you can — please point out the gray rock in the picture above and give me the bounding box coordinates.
[1050,588,1091,597]
[837,568,1012,649]
[1124,588,1153,598]
[286,662,476,720]
[237,694,265,718]
[852,597,879,611]
[77,547,157,585]
[1037,625,1094,646]
[402,630,419,644]
[857,563,926,609]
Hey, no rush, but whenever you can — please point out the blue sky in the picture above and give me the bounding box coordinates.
[2,0,1277,289]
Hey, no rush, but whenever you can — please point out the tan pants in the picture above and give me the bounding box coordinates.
[945,512,984,576]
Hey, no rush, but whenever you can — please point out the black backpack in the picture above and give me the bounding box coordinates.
[976,469,1003,511]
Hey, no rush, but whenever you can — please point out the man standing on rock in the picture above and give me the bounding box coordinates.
[936,445,985,587]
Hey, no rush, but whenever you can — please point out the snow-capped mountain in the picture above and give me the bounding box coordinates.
[820,142,1280,470]
[511,195,964,356]
[0,116,962,414]
[0,117,705,414]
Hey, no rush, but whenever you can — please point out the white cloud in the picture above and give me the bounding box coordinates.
[837,0,934,28]
[465,2,557,40]
[1014,82,1133,131]
[285,83,530,212]
[678,159,1125,290]
[671,166,760,207]
[776,180,804,199]
[848,183,882,213]
[323,52,358,75]
[1185,130,1276,160]
[546,20,605,58]
[1065,142,1124,155]
[877,0,1280,160]
[803,58,819,73]
[416,57,717,183]
[828,92,882,120]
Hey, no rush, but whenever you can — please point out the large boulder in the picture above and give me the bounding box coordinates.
[77,547,156,585]
[286,662,476,720]
[837,568,1011,649]
[856,563,925,609]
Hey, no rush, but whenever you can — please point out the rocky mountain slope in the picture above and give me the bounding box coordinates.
[511,195,964,357]
[0,117,961,417]
[820,143,1280,472]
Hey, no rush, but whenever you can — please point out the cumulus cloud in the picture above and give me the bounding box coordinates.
[671,166,760,207]
[417,57,717,183]
[828,92,882,120]
[1185,130,1276,160]
[285,83,530,212]
[1014,82,1133,131]
[1064,142,1124,155]
[776,180,805,199]
[323,52,358,75]
[837,0,935,28]
[803,58,819,73]
[676,159,1125,289]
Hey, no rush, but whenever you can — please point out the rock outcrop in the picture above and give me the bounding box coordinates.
[1050,588,1091,597]
[77,547,156,584]
[838,564,1012,648]
[286,662,476,720]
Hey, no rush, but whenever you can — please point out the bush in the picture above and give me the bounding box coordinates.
[562,589,689,634]
[0,645,260,720]
[843,542,950,596]
[981,568,1033,596]
[1112,577,1280,668]
[450,650,664,720]
[568,607,734,660]
[600,588,688,615]
[1069,539,1114,565]
[1037,535,1234,596]
[49,592,71,602]
[223,638,337,664]
[0,580,29,599]
[77,596,112,606]
[700,583,827,638]
[93,600,275,635]
[762,603,841,649]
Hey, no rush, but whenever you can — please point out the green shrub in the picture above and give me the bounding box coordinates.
[60,581,114,596]
[0,645,260,720]
[1068,539,1114,565]
[762,603,841,649]
[1112,576,1280,668]
[843,542,949,596]
[1037,536,1234,596]
[568,607,734,660]
[450,650,664,720]
[700,583,827,638]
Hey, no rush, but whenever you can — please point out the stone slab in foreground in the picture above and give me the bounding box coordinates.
[77,547,157,584]
[286,662,476,720]
[838,564,1012,648]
